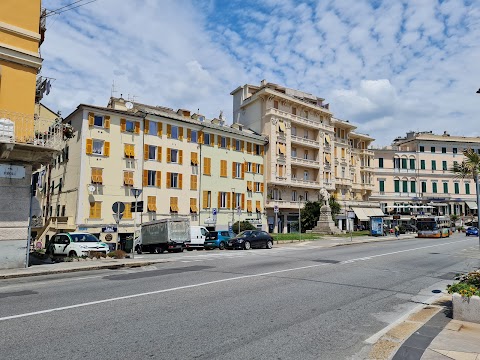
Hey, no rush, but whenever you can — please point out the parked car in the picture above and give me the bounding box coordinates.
[466,227,479,236]
[185,226,210,251]
[46,232,109,257]
[226,230,273,250]
[204,231,233,250]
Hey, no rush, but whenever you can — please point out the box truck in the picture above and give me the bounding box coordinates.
[136,219,190,254]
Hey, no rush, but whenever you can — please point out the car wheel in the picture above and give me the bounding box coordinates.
[218,242,225,250]
[68,251,77,257]
[266,240,273,249]
[243,241,251,250]
[153,247,164,254]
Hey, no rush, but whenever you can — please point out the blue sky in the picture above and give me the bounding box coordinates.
[41,0,480,145]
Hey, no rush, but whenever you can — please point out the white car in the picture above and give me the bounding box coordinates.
[47,232,110,257]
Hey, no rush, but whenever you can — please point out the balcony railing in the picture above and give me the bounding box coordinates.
[291,178,321,189]
[0,110,64,150]
[291,135,319,147]
[266,108,329,130]
[291,157,320,168]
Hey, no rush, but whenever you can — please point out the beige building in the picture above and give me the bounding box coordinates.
[371,131,479,220]
[35,98,266,250]
[231,80,376,232]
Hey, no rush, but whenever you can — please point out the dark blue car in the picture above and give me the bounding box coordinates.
[466,227,478,236]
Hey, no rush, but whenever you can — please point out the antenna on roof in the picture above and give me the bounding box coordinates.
[110,80,117,98]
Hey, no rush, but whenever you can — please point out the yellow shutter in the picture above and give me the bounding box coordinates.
[260,164,264,175]
[179,127,184,140]
[156,171,161,187]
[148,196,157,212]
[227,138,231,149]
[104,142,110,157]
[191,152,198,165]
[98,169,103,184]
[187,129,191,142]
[261,145,265,155]
[261,183,264,192]
[95,202,101,219]
[203,191,209,209]
[241,194,245,210]
[247,200,252,212]
[170,197,174,212]
[247,181,252,191]
[227,192,231,209]
[144,120,149,134]
[191,175,197,190]
[131,144,135,157]
[256,201,261,212]
[143,170,148,186]
[179,174,183,189]
[241,163,245,179]
[123,203,132,219]
[204,158,210,175]
[218,192,221,208]
[198,131,204,144]
[247,142,252,153]
[89,202,95,218]
[157,122,163,137]
[232,162,236,178]
[166,172,171,188]
[86,139,93,154]
[104,116,110,129]
[123,171,128,185]
[167,148,171,163]
[134,121,140,134]
[88,112,94,127]
[241,141,245,152]
[190,198,198,213]
[210,134,214,146]
[120,118,126,132]
[157,146,162,162]
[217,135,222,147]
[179,150,183,165]
[167,124,172,138]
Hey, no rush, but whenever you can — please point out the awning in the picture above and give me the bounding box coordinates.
[325,154,331,163]
[279,122,286,132]
[325,134,331,144]
[364,208,385,217]
[190,205,198,213]
[351,207,369,221]
[466,201,478,210]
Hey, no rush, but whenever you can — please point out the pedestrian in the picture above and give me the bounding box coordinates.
[394,225,400,238]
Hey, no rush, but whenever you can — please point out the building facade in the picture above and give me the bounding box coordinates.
[371,131,479,222]
[231,80,376,232]
[35,98,267,250]
[0,1,62,268]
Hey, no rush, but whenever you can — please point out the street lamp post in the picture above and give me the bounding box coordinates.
[231,188,235,233]
[298,195,303,239]
[130,188,142,259]
[476,88,480,248]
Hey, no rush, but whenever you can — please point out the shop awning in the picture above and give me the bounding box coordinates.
[351,207,369,221]
[466,201,478,210]
[363,208,385,217]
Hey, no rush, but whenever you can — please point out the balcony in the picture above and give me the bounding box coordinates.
[266,108,329,130]
[336,178,352,186]
[291,178,321,189]
[291,157,320,168]
[323,181,336,190]
[291,135,319,148]
[266,199,304,209]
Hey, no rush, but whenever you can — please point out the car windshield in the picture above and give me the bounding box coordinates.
[235,231,254,238]
[70,234,100,243]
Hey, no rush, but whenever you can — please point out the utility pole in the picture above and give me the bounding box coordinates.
[298,195,303,239]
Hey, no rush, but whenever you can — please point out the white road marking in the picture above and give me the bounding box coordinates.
[0,238,471,322]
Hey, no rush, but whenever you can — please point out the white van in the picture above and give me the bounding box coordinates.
[185,226,209,251]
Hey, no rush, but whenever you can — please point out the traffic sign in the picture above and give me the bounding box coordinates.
[130,188,142,198]
[113,213,123,223]
[212,208,217,216]
[130,201,144,212]
[112,201,125,214]
[237,206,241,216]
[274,205,279,213]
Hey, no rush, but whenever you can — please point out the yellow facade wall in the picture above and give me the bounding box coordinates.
[0,31,39,53]
[0,1,41,33]
[0,59,37,115]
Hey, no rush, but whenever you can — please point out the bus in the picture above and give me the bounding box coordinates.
[416,216,451,238]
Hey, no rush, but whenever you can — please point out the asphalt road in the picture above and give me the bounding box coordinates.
[1,234,479,360]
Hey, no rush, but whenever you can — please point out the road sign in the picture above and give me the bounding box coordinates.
[131,188,142,198]
[112,201,125,214]
[237,206,241,216]
[274,205,279,213]
[212,208,217,216]
[130,201,144,212]
[113,213,123,223]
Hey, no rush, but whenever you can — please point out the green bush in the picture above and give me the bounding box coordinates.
[232,221,256,235]
[447,269,480,297]
[107,250,127,259]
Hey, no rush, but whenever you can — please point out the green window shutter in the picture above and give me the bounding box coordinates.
[411,181,416,193]
[421,182,427,193]
[442,147,446,153]
[410,159,415,169]
[433,182,437,193]
[421,160,425,169]
[402,181,408,192]
[442,161,447,171]
[379,158,384,168]
[419,146,424,152]
[379,180,385,192]
[466,183,470,195]
[443,182,448,193]
[431,147,435,153]
[394,180,400,193]
[431,160,436,170]
[454,183,459,194]
[401,158,407,169]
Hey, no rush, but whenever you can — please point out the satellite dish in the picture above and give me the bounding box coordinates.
[88,185,96,192]
[125,102,134,110]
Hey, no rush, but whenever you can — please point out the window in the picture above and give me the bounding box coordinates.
[378,158,384,168]
[431,160,436,170]
[466,183,470,195]
[147,196,156,212]
[56,205,60,217]
[304,171,309,181]
[443,182,448,194]
[442,147,446,153]
[220,160,227,177]
[442,161,447,171]
[419,146,424,152]
[421,181,427,193]
[291,126,296,136]
[234,162,242,178]
[203,157,211,175]
[402,180,408,193]
[235,140,241,151]
[420,160,425,169]
[148,145,156,160]
[431,146,435,153]
[123,171,134,186]
[89,202,101,219]
[304,130,308,139]
[394,158,400,169]
[454,182,459,194]
[246,142,252,153]
[190,198,198,214]
[304,192,309,201]
[61,205,66,217]
[255,182,262,192]
[91,168,103,184]
[292,107,296,115]
[410,181,416,193]
[409,159,415,169]
[401,158,407,169]
[304,150,309,160]
[394,180,400,193]
[453,147,457,154]
[147,170,156,186]
[93,140,104,155]
[191,152,198,166]
[170,197,179,213]
[125,120,135,133]
[273,100,278,109]
[204,133,211,145]
[219,192,228,208]
[190,175,197,190]
[202,191,211,209]
[379,180,385,192]
[432,182,438,193]
[254,144,262,155]
[291,147,297,158]
[292,190,297,201]
[148,121,158,136]
[256,163,262,174]
[167,172,182,189]
[219,136,227,148]
[94,115,104,127]
[232,193,242,209]
[167,148,183,164]
[171,125,179,139]
[124,144,135,158]
[190,130,198,143]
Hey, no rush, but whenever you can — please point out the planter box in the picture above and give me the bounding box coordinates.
[452,293,480,323]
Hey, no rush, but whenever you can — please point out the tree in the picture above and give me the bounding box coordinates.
[232,220,256,234]
[300,201,321,232]
[329,196,341,221]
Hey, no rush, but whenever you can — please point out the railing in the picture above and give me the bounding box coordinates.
[0,109,65,151]
[337,178,352,185]
[291,135,319,147]
[291,178,321,188]
[266,108,329,130]
[291,157,320,168]
[266,200,304,208]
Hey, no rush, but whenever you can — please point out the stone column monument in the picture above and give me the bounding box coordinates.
[311,188,341,234]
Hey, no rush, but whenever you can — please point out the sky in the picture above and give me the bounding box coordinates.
[41,0,480,145]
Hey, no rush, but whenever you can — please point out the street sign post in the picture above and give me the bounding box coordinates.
[236,206,241,233]
[130,188,143,259]
[274,205,279,233]
[112,202,125,252]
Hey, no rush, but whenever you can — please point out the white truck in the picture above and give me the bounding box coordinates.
[136,219,190,254]
[185,225,210,251]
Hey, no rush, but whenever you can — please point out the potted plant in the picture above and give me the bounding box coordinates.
[63,123,75,139]
[447,269,480,323]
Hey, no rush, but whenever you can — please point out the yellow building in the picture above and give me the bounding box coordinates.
[0,1,61,269]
